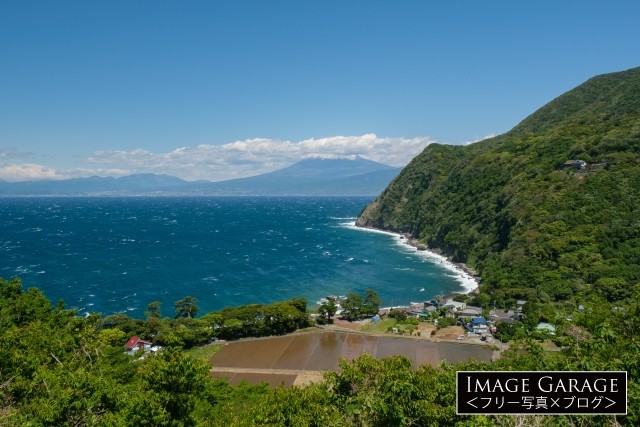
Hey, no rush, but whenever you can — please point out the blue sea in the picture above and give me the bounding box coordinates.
[0,197,475,318]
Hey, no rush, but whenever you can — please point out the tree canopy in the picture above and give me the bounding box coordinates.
[175,296,200,319]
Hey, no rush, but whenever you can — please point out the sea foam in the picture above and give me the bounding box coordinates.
[345,221,478,294]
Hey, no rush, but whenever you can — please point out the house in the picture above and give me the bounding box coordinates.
[516,300,527,311]
[409,309,424,317]
[423,305,438,314]
[490,309,518,324]
[458,306,483,318]
[471,317,488,334]
[536,322,556,335]
[423,299,440,309]
[442,299,466,312]
[562,160,587,170]
[124,336,153,354]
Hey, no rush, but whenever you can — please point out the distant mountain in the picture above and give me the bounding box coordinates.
[0,174,188,196]
[188,156,400,195]
[0,157,400,196]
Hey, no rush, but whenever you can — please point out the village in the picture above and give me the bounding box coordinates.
[322,293,557,348]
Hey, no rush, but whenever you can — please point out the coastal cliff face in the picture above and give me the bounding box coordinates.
[357,67,640,304]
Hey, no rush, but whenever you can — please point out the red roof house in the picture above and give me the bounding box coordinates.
[124,336,153,353]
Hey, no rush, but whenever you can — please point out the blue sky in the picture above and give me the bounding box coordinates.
[1,1,638,181]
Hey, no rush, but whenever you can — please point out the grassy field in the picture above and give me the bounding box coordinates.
[359,318,397,333]
[186,343,225,362]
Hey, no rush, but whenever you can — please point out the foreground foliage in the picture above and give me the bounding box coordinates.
[1,277,638,426]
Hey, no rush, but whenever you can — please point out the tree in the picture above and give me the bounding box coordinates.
[317,300,338,324]
[341,293,363,321]
[325,299,338,322]
[288,297,307,313]
[594,277,631,302]
[521,300,540,331]
[362,289,381,316]
[174,296,199,319]
[135,348,210,426]
[145,301,162,318]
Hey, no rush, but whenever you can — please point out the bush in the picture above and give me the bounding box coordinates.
[436,317,457,329]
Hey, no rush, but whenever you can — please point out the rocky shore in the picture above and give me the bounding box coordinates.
[354,223,481,294]
[400,234,481,286]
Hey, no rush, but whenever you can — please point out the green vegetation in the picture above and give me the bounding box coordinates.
[360,316,397,333]
[95,296,311,349]
[357,67,640,310]
[186,342,224,362]
[340,289,381,321]
[175,296,200,318]
[316,298,338,324]
[1,277,639,425]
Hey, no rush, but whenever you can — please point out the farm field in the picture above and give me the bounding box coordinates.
[210,330,493,386]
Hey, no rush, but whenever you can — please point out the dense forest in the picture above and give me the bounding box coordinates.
[357,66,640,309]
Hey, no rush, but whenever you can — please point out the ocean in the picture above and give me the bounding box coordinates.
[0,197,475,318]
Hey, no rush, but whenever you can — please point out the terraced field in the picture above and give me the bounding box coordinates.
[211,330,494,387]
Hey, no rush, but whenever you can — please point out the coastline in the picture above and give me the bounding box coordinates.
[349,222,480,295]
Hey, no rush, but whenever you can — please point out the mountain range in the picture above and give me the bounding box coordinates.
[0,156,400,196]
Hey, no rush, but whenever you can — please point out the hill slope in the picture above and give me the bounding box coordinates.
[357,67,640,304]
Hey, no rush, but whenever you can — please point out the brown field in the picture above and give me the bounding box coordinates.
[211,331,493,387]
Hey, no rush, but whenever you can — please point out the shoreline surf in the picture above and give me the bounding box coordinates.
[345,221,479,296]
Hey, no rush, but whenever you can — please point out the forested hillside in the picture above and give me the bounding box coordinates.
[357,67,640,306]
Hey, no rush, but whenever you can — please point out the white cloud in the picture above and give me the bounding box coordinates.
[0,164,132,182]
[1,134,435,182]
[464,134,496,146]
[85,134,435,181]
[0,164,61,181]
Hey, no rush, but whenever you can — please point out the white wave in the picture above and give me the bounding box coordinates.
[347,222,478,294]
